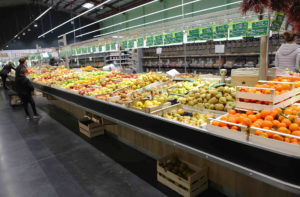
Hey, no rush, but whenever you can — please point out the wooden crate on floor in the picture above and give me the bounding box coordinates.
[78,117,104,138]
[85,112,115,125]
[157,153,208,197]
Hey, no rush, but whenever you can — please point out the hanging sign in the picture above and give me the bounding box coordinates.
[154,34,164,46]
[128,39,135,49]
[247,19,269,37]
[173,31,184,44]
[105,43,111,52]
[111,42,116,51]
[229,21,248,38]
[213,24,229,40]
[121,40,128,49]
[270,12,285,32]
[200,27,213,41]
[146,36,154,47]
[164,33,173,45]
[91,45,96,53]
[98,45,102,52]
[137,37,144,48]
[187,28,200,42]
[76,48,82,55]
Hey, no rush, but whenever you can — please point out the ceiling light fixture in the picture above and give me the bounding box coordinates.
[22,32,26,36]
[34,24,38,27]
[38,0,113,38]
[82,3,94,9]
[35,6,53,21]
[57,0,159,38]
[28,28,31,32]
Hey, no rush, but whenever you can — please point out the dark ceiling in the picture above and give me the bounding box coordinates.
[0,0,157,50]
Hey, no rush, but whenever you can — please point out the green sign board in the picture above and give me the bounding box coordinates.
[164,33,173,45]
[200,27,213,41]
[92,45,96,53]
[105,43,111,52]
[247,19,269,37]
[229,21,248,38]
[146,36,154,47]
[128,39,135,49]
[187,28,200,42]
[121,40,128,49]
[154,35,164,46]
[213,24,228,39]
[87,47,91,53]
[111,42,116,51]
[270,12,285,32]
[98,45,102,52]
[82,47,88,54]
[137,38,144,48]
[76,48,81,55]
[173,31,184,44]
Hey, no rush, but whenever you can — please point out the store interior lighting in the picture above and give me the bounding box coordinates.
[82,3,94,9]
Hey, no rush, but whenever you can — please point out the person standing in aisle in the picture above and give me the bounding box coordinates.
[275,31,300,72]
[15,58,28,78]
[15,67,40,119]
[0,62,15,89]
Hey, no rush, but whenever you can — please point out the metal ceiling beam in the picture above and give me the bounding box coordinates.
[104,4,119,12]
[54,0,64,9]
[63,0,77,9]
[73,2,85,12]
[96,0,153,19]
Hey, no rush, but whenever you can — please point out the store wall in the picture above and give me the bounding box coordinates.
[98,0,241,36]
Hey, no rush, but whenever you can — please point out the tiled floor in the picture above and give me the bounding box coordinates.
[0,88,226,197]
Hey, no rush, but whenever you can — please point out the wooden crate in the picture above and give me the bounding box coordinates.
[78,117,104,138]
[157,153,208,197]
[231,76,259,87]
[236,81,294,111]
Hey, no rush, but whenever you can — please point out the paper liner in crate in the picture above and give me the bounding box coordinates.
[236,81,295,111]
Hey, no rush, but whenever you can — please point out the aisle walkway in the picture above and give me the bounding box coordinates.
[0,89,169,197]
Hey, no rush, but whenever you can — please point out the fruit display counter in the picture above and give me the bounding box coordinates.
[8,67,300,194]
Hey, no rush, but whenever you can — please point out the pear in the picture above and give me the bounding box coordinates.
[204,103,210,109]
[209,104,215,110]
[219,97,227,104]
[216,92,223,99]
[215,104,225,111]
[218,86,224,92]
[209,97,218,104]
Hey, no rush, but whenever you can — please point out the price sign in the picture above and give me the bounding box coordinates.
[111,42,116,51]
[92,45,96,53]
[247,19,269,37]
[187,28,200,42]
[200,27,213,41]
[270,12,285,32]
[164,33,173,45]
[128,39,135,49]
[76,48,82,55]
[229,21,248,38]
[105,43,111,52]
[98,45,102,52]
[173,31,184,44]
[82,47,88,54]
[154,34,164,46]
[121,40,128,49]
[213,24,229,39]
[137,37,144,48]
[87,47,91,53]
[146,36,154,47]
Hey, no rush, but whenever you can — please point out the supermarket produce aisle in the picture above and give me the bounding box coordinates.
[0,89,169,197]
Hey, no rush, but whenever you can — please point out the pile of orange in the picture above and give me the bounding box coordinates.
[274,76,300,88]
[212,107,300,145]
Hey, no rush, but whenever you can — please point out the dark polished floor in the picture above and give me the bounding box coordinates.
[0,88,225,197]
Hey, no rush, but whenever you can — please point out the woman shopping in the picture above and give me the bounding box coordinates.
[0,62,15,89]
[275,31,300,72]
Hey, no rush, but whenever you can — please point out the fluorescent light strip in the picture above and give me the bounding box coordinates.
[94,15,183,38]
[35,6,53,21]
[57,0,160,38]
[93,1,241,38]
[76,0,203,38]
[38,0,113,38]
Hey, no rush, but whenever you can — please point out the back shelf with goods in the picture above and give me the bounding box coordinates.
[68,53,106,68]
[105,50,136,69]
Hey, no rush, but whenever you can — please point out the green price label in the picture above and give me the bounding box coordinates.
[105,43,111,52]
[229,21,248,38]
[247,19,269,37]
[213,24,228,39]
[270,12,285,32]
[164,33,173,45]
[98,45,102,52]
[200,27,213,41]
[146,36,154,47]
[111,42,116,51]
[187,28,200,42]
[128,39,135,49]
[154,35,164,46]
[137,38,144,48]
[76,48,81,54]
[173,31,184,44]
[121,40,128,49]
